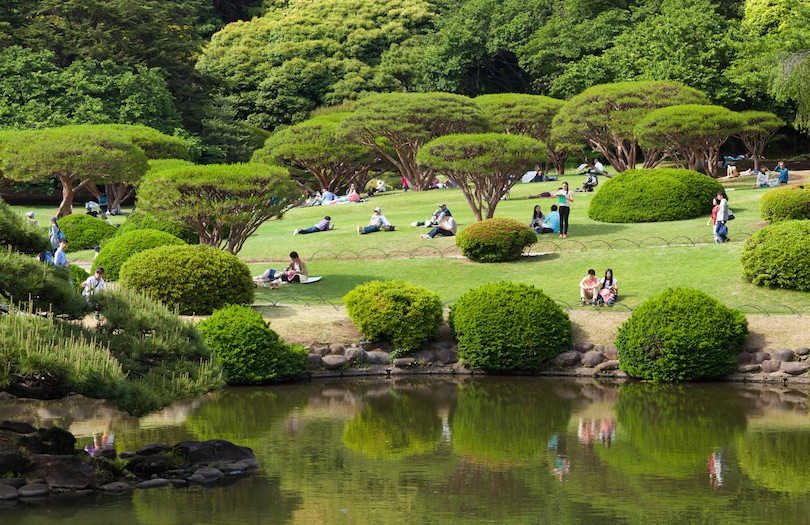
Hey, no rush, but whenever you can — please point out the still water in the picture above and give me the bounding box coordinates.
[2,377,810,525]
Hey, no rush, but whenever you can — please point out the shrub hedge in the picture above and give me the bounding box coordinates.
[617,288,748,381]
[449,282,571,371]
[760,184,810,222]
[59,213,118,251]
[588,169,722,223]
[343,280,443,354]
[455,218,536,263]
[198,305,309,385]
[69,264,89,291]
[94,228,186,281]
[740,220,810,291]
[116,209,199,244]
[0,250,88,318]
[119,244,254,315]
[0,197,50,255]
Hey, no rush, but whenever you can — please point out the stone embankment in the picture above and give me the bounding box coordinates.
[0,421,258,506]
[305,340,810,384]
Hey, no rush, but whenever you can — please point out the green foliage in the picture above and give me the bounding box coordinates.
[736,111,785,169]
[69,264,89,291]
[119,244,254,315]
[416,133,545,220]
[93,228,186,281]
[588,169,723,223]
[740,220,810,291]
[199,305,309,385]
[449,282,571,372]
[454,217,536,263]
[759,184,810,222]
[0,250,88,319]
[107,124,189,160]
[617,288,748,381]
[116,209,199,245]
[0,197,49,254]
[737,430,810,494]
[343,280,443,353]
[58,213,118,251]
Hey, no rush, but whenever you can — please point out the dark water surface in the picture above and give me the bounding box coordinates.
[3,377,810,525]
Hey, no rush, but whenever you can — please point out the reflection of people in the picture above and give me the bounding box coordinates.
[358,207,392,234]
[554,455,570,482]
[294,216,333,235]
[708,450,724,487]
[580,269,600,306]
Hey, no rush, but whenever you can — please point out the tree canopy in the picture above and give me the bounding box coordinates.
[736,111,786,170]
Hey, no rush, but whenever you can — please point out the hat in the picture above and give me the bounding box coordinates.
[439,203,446,208]
[26,211,34,218]
[374,207,382,212]
[95,267,104,274]
[50,216,58,222]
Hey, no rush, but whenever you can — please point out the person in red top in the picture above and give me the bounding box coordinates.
[707,197,719,230]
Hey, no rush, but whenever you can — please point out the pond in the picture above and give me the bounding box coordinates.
[3,377,810,525]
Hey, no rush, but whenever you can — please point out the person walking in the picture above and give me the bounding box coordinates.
[554,182,574,238]
[715,191,730,243]
[48,217,65,251]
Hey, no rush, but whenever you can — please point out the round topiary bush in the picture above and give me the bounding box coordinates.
[455,218,536,263]
[449,282,571,371]
[93,229,186,281]
[198,305,308,385]
[119,244,254,315]
[759,184,810,222]
[116,209,199,244]
[617,288,748,381]
[740,220,810,291]
[343,280,443,354]
[588,169,723,223]
[59,214,118,251]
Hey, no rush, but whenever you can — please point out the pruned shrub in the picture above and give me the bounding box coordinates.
[59,213,117,251]
[0,197,49,254]
[116,209,199,244]
[455,218,536,263]
[119,244,254,315]
[69,264,89,291]
[617,288,748,381]
[760,184,810,222]
[198,305,308,385]
[740,220,810,291]
[449,282,571,371]
[343,280,443,354]
[94,228,186,281]
[0,250,88,318]
[588,169,722,223]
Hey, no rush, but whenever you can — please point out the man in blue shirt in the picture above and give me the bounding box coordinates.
[775,161,789,184]
[54,239,69,268]
[538,205,560,234]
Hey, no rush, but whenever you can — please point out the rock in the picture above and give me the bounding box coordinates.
[0,452,28,476]
[737,364,761,373]
[344,347,366,364]
[127,454,181,477]
[0,484,17,500]
[393,357,416,368]
[596,360,619,371]
[554,351,581,367]
[782,362,810,376]
[437,348,458,365]
[221,459,260,473]
[0,478,25,489]
[307,354,322,369]
[329,343,345,355]
[593,344,605,353]
[312,346,330,357]
[0,421,36,434]
[751,352,771,365]
[359,341,375,351]
[17,483,49,497]
[737,352,752,364]
[135,478,171,489]
[573,342,594,352]
[772,348,796,362]
[98,482,133,494]
[173,440,254,467]
[604,346,619,360]
[417,350,437,364]
[119,452,137,460]
[365,351,391,365]
[796,347,810,357]
[137,444,171,456]
[743,345,761,354]
[761,360,782,373]
[321,355,348,370]
[188,467,225,484]
[20,426,76,454]
[582,351,606,367]
[29,454,98,489]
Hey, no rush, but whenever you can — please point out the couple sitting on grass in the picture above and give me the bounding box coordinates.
[579,269,618,306]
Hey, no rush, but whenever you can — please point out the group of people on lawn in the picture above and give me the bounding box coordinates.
[579,269,618,307]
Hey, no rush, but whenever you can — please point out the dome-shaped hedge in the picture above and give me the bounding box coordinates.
[617,288,748,381]
[119,244,254,314]
[59,213,118,251]
[455,218,536,263]
[116,209,199,244]
[344,280,443,354]
[588,169,723,223]
[449,282,571,371]
[759,184,810,222]
[93,229,186,281]
[740,220,810,291]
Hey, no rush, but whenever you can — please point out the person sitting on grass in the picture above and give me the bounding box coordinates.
[774,161,789,184]
[421,214,457,238]
[530,205,545,230]
[579,269,600,306]
[536,205,559,234]
[358,207,392,234]
[412,203,451,227]
[596,268,618,306]
[753,166,770,188]
[253,252,309,288]
[294,216,333,235]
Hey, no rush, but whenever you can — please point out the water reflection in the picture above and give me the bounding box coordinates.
[3,378,810,525]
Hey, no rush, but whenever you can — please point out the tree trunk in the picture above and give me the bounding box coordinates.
[56,173,76,218]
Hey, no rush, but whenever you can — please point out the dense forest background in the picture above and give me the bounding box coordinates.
[2,0,809,163]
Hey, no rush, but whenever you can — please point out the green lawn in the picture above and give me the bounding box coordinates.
[10,171,807,312]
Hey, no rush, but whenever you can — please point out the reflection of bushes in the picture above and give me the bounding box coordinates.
[609,383,746,478]
[737,431,810,493]
[450,381,571,468]
[343,391,441,459]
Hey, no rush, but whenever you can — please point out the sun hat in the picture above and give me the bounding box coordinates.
[374,207,382,212]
